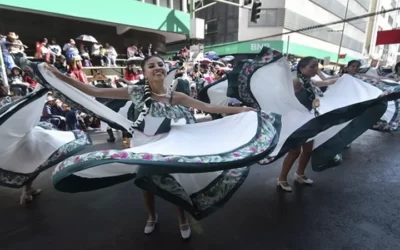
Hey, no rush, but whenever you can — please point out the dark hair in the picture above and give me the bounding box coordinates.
[394,62,400,73]
[297,56,317,74]
[140,55,164,71]
[347,60,361,68]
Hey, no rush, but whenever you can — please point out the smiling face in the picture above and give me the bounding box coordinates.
[299,59,319,78]
[143,56,167,82]
[347,62,360,74]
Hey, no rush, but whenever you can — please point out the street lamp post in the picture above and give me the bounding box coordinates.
[336,0,350,68]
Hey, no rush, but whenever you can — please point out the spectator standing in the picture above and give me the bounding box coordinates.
[63,39,79,63]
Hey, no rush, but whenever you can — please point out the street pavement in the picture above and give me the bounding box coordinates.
[1,130,400,250]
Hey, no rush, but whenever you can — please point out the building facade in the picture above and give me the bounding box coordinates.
[201,0,372,63]
[364,0,400,67]
[0,0,190,53]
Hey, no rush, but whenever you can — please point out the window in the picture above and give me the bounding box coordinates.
[375,45,380,54]
[389,15,394,26]
[205,19,218,34]
[159,0,169,7]
[145,0,155,4]
[248,9,283,27]
[173,0,182,10]
[381,7,386,18]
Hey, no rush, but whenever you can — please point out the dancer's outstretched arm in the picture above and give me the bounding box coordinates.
[317,70,339,81]
[45,64,130,100]
[154,91,255,114]
[314,78,337,87]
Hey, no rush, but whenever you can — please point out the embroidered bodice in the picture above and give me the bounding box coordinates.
[127,85,196,135]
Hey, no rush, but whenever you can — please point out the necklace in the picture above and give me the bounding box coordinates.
[151,92,168,97]
[151,86,168,96]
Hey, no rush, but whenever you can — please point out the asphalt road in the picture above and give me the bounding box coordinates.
[1,130,400,250]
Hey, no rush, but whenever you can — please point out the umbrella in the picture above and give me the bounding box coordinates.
[200,58,212,64]
[205,54,220,60]
[212,60,225,66]
[221,56,234,62]
[76,35,98,43]
[126,57,144,65]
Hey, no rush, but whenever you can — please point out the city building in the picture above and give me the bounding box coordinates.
[196,0,372,64]
[364,0,400,67]
[0,0,190,54]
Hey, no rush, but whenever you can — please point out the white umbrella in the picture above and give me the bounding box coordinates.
[126,57,144,65]
[76,35,98,43]
[212,60,225,66]
[221,56,234,62]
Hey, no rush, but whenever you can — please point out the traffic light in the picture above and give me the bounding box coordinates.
[244,0,252,5]
[250,0,262,23]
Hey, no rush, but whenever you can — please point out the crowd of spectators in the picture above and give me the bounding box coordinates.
[0,31,236,134]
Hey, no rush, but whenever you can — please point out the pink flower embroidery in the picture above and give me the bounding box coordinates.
[250,147,257,152]
[245,67,253,74]
[110,154,120,159]
[196,160,202,163]
[233,152,240,157]
[73,156,80,163]
[142,153,153,160]
[165,158,173,162]
[120,151,129,159]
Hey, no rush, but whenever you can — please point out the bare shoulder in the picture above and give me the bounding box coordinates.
[293,78,302,92]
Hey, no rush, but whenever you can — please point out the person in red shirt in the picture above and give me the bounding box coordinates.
[124,65,139,82]
[67,55,88,84]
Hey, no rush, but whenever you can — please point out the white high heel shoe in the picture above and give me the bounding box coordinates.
[294,172,314,184]
[144,214,158,235]
[179,220,191,239]
[277,178,292,192]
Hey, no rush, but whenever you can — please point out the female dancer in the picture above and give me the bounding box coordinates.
[0,92,91,204]
[45,55,253,239]
[387,62,400,80]
[0,96,42,203]
[277,57,338,192]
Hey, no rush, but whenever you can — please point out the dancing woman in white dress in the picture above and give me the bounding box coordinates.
[277,57,338,192]
[45,55,254,239]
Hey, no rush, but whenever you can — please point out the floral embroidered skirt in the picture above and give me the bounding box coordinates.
[199,46,400,172]
[0,88,91,188]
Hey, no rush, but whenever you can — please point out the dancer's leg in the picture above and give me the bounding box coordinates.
[143,191,157,234]
[296,141,313,177]
[176,206,191,239]
[20,181,42,205]
[278,146,301,191]
[295,141,314,184]
[106,127,116,142]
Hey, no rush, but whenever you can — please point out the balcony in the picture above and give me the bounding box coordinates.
[0,0,190,42]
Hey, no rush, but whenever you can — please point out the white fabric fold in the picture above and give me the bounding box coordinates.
[0,94,76,173]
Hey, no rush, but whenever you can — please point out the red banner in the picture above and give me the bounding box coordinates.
[376,29,400,45]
